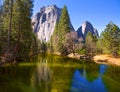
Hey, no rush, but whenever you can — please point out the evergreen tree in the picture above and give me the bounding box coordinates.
[48,35,53,52]
[58,5,71,43]
[100,22,120,55]
[1,0,35,62]
[12,0,34,60]
[0,1,3,54]
[3,0,14,52]
[52,5,72,55]
[52,22,59,52]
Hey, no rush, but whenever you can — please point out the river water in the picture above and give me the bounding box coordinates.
[0,54,120,92]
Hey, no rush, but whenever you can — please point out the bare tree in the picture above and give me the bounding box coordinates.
[65,31,79,54]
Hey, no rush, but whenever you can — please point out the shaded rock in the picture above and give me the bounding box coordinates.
[77,21,99,40]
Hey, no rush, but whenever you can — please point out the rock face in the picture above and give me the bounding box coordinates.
[32,5,74,42]
[77,21,99,40]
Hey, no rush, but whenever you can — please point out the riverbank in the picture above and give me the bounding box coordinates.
[67,53,120,66]
[1,52,120,66]
[93,54,120,66]
[67,53,92,60]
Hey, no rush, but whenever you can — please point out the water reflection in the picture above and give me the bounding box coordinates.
[31,57,52,92]
[71,64,108,92]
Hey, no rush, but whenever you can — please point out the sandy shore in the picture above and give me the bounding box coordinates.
[67,53,120,66]
[93,54,120,66]
[67,53,82,59]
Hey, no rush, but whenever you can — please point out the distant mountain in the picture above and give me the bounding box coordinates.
[32,5,74,42]
[77,21,99,40]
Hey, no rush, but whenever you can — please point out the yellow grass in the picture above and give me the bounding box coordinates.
[93,54,120,66]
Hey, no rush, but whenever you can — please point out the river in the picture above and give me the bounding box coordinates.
[0,53,120,92]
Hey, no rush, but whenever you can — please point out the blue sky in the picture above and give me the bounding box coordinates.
[33,0,120,34]
[0,0,120,34]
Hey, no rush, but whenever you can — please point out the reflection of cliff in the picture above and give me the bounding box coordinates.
[37,59,51,83]
[31,57,52,91]
[71,64,108,92]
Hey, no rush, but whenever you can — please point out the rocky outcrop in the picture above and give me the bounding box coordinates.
[77,21,99,40]
[32,5,74,42]
[32,5,61,42]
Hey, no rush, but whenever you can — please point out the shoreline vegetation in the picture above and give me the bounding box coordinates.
[1,51,120,66]
[1,52,120,67]
[51,52,120,66]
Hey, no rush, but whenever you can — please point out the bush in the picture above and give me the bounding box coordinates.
[76,48,86,55]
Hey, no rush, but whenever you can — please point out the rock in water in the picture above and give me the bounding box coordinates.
[32,5,74,42]
[77,21,99,40]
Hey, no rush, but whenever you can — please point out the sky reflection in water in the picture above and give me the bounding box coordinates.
[71,64,108,92]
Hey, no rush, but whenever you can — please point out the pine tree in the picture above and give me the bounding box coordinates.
[58,5,71,43]
[52,22,59,52]
[1,0,34,62]
[3,0,14,52]
[0,1,3,54]
[99,22,120,56]
[52,5,72,55]
[12,0,34,60]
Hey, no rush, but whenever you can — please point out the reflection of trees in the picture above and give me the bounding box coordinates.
[71,64,108,92]
[31,56,52,92]
[102,66,120,92]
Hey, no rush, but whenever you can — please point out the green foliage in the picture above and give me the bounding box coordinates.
[51,5,72,55]
[0,0,36,61]
[39,41,47,52]
[11,0,34,58]
[0,4,3,55]
[76,48,86,54]
[58,43,68,55]
[30,34,39,55]
[99,22,120,55]
[85,31,97,54]
[58,5,71,43]
[52,22,59,52]
[47,36,53,53]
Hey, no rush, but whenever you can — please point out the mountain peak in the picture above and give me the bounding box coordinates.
[83,21,92,25]
[77,21,99,40]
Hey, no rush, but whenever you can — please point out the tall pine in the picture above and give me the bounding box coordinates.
[58,5,71,43]
[3,0,14,53]
[12,0,34,60]
[100,22,120,55]
[1,0,34,61]
[52,5,71,55]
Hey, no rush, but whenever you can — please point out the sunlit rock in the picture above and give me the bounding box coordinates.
[32,5,74,42]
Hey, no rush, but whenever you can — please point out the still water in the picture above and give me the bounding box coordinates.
[0,54,120,92]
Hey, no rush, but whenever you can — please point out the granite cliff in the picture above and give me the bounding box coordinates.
[77,21,99,40]
[32,5,98,42]
[32,5,74,42]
